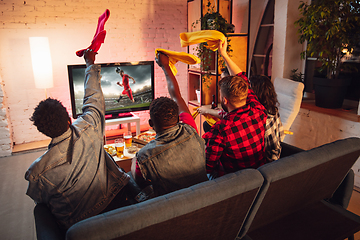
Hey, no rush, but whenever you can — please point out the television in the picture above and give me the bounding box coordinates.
[68,61,154,119]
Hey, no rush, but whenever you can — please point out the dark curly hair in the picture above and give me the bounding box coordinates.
[249,75,279,115]
[150,97,179,129]
[30,98,70,138]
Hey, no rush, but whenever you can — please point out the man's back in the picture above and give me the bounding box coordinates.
[204,72,267,178]
[25,63,130,229]
[136,123,208,196]
[132,52,207,197]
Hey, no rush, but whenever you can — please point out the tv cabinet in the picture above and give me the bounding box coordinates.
[105,113,140,140]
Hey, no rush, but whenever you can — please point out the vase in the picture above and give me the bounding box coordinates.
[313,76,351,109]
[195,89,201,103]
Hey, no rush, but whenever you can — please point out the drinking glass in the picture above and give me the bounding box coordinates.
[115,138,124,158]
[123,131,132,148]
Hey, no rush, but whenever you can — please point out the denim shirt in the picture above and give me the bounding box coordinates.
[25,64,130,229]
[136,123,208,196]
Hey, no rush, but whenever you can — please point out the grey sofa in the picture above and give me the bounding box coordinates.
[238,137,360,240]
[34,138,360,240]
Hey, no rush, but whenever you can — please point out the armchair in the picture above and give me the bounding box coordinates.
[273,77,304,140]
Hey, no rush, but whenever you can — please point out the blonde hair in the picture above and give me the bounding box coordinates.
[219,75,248,104]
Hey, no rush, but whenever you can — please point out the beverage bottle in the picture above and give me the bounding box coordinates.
[211,95,217,109]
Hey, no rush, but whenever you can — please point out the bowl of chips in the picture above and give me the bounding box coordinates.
[104,145,117,156]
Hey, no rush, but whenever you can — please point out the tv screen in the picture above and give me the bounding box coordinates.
[68,61,154,119]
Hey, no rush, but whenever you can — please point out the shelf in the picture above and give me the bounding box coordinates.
[12,139,50,153]
[260,24,274,27]
[253,54,267,57]
[188,71,201,104]
[187,0,251,132]
[228,33,248,37]
[188,100,201,106]
[188,71,218,105]
[188,67,218,75]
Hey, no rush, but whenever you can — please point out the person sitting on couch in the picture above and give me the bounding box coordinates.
[25,49,139,230]
[200,75,284,164]
[131,52,208,197]
[197,39,268,179]
[249,75,284,161]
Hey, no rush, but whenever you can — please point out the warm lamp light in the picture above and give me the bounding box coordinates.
[29,37,53,97]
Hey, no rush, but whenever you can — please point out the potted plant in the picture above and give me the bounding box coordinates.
[295,0,360,108]
[191,0,234,89]
[290,68,304,83]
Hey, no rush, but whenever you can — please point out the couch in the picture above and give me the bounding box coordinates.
[34,138,360,240]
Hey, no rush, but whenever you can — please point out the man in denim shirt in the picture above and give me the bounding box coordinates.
[131,52,208,197]
[25,50,132,229]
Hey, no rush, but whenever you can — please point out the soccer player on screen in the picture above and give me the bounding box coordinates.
[115,67,136,103]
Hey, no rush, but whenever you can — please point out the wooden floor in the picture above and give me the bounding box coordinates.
[348,188,360,240]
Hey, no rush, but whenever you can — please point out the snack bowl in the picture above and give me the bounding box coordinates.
[127,145,139,154]
[104,145,117,156]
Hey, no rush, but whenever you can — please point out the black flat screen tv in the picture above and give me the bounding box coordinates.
[68,61,154,119]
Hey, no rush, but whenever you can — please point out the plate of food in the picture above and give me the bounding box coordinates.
[134,131,156,144]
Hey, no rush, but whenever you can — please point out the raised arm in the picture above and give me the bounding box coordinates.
[218,39,242,76]
[84,49,96,68]
[82,49,105,126]
[156,52,190,115]
[129,76,136,84]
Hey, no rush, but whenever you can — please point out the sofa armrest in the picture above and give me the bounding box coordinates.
[280,142,354,210]
[327,169,355,209]
[280,142,304,158]
[34,203,65,240]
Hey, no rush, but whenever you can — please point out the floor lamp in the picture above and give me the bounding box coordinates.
[29,37,54,98]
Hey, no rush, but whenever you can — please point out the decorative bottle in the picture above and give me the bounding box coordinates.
[211,95,217,109]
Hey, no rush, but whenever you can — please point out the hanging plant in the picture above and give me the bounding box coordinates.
[191,0,234,88]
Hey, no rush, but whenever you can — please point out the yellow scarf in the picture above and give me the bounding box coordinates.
[155,48,200,76]
[179,30,226,51]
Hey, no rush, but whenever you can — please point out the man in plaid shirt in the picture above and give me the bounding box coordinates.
[198,39,268,178]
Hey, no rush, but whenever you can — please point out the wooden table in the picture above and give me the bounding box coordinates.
[106,139,147,172]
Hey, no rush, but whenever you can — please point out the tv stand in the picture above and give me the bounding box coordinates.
[117,112,134,118]
[105,112,134,119]
[105,112,141,139]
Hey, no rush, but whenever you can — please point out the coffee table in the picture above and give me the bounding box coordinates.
[106,141,147,172]
[105,130,155,172]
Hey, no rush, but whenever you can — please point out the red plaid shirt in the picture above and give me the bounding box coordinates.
[203,72,267,177]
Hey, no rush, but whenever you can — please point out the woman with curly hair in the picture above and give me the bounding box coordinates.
[250,75,284,161]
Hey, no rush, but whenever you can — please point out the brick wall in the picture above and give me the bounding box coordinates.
[0,74,12,157]
[0,0,188,154]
